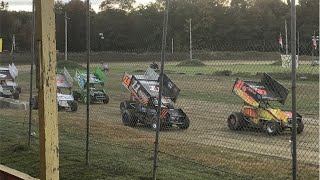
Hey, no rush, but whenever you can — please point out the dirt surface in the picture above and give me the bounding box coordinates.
[2,63,318,178]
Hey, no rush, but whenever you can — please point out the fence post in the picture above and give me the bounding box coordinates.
[28,0,36,146]
[290,0,297,180]
[153,0,170,179]
[35,0,59,179]
[85,0,91,165]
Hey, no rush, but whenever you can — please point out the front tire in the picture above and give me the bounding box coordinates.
[178,116,190,129]
[103,95,109,104]
[297,120,304,134]
[227,112,245,130]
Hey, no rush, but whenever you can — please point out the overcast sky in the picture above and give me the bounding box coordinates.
[6,0,155,12]
[6,0,297,12]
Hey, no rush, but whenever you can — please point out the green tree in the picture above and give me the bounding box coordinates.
[0,1,8,10]
[100,0,136,11]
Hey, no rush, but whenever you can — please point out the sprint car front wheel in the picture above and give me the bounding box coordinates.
[297,120,304,134]
[178,116,190,129]
[227,112,244,130]
[103,95,109,104]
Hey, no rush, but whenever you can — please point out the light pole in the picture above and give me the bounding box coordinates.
[64,12,70,61]
[99,32,104,51]
[171,38,174,54]
[189,18,192,60]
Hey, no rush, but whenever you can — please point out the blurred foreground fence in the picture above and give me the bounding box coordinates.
[0,0,319,179]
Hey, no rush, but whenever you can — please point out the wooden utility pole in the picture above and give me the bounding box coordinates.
[35,0,59,180]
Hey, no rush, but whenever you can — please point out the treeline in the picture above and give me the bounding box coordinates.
[0,0,318,53]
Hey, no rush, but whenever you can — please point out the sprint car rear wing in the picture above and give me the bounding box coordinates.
[233,73,289,107]
[0,63,18,81]
[74,67,106,89]
[56,67,73,88]
[122,67,180,102]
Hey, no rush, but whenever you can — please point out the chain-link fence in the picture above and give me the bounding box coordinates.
[0,0,319,179]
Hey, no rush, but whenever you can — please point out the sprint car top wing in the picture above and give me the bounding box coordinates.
[74,67,106,89]
[122,67,180,102]
[56,67,73,88]
[233,73,289,107]
[0,63,18,81]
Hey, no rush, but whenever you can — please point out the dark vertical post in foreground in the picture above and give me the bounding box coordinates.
[28,0,36,146]
[85,0,91,165]
[153,0,169,179]
[290,0,297,179]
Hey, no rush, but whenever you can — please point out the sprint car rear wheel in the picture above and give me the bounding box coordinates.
[70,101,78,112]
[265,120,280,135]
[227,112,244,130]
[13,91,19,99]
[72,91,80,101]
[122,109,137,127]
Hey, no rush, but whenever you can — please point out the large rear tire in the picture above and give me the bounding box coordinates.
[227,112,245,130]
[70,101,78,112]
[265,120,280,135]
[122,109,137,127]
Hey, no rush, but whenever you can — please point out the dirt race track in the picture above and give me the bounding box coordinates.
[77,91,319,165]
[2,63,319,178]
